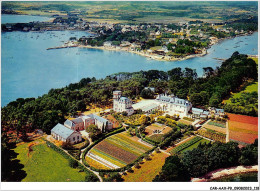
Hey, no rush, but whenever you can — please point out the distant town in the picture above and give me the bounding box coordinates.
[2,12,257,61]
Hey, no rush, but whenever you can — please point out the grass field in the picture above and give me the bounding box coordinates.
[180,139,211,153]
[15,139,87,182]
[122,151,168,182]
[228,113,258,144]
[170,136,204,155]
[87,132,152,169]
[224,82,258,104]
[249,57,258,65]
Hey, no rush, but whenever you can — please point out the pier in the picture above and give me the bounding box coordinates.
[47,45,78,50]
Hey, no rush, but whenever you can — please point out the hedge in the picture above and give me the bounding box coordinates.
[45,139,99,182]
[142,137,158,146]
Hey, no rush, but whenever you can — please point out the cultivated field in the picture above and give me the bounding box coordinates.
[145,123,172,136]
[228,113,258,144]
[86,132,152,169]
[203,120,227,134]
[15,139,87,182]
[122,151,169,182]
[145,123,172,142]
[178,119,193,125]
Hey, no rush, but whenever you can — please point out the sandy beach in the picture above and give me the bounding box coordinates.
[78,45,207,62]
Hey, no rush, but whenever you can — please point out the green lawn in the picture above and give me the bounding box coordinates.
[225,82,258,104]
[14,139,87,182]
[249,57,258,65]
[181,139,211,153]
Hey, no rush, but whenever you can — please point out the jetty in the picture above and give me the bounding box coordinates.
[47,45,78,50]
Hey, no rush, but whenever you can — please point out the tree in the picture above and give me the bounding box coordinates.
[139,115,148,125]
[239,139,258,166]
[153,155,190,182]
[86,124,101,141]
[140,88,154,99]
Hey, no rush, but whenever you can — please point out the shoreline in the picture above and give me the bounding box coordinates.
[78,44,208,62]
[191,165,258,182]
[76,31,256,62]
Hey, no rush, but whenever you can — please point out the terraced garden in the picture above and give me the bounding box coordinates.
[86,132,152,169]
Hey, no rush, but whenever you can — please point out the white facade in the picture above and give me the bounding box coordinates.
[113,91,134,115]
[156,94,192,118]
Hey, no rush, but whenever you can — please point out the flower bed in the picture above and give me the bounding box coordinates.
[85,156,111,170]
[228,113,258,144]
[86,132,152,169]
[208,121,226,128]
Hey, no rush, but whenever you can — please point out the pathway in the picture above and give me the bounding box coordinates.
[226,121,230,143]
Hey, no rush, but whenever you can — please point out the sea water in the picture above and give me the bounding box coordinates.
[1,15,258,106]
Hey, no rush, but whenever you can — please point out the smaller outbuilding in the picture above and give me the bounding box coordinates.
[51,123,82,144]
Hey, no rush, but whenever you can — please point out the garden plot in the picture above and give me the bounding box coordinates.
[86,132,152,169]
[203,120,227,134]
[228,113,258,144]
[145,123,172,142]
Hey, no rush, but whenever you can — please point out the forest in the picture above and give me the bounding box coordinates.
[1,52,258,142]
[153,139,258,181]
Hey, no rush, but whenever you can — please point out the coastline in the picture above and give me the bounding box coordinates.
[78,44,208,62]
[77,32,256,62]
[191,165,258,182]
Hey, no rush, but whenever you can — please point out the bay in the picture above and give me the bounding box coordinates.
[1,14,51,24]
[1,16,258,107]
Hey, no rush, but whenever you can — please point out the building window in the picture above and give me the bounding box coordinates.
[77,136,79,140]
[73,137,75,141]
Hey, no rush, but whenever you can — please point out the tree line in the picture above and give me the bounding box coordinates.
[1,52,257,142]
[153,139,258,181]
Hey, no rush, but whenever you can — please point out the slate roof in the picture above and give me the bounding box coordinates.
[64,119,74,127]
[159,96,170,102]
[119,97,130,101]
[72,118,83,124]
[88,114,108,124]
[142,104,159,112]
[192,108,204,114]
[51,123,75,139]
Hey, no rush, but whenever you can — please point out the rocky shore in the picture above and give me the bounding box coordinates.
[191,165,258,182]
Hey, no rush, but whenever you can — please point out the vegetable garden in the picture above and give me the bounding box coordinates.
[86,132,152,169]
[170,136,203,155]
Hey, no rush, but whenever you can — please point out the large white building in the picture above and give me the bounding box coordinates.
[113,91,134,115]
[156,94,192,117]
[132,94,192,117]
